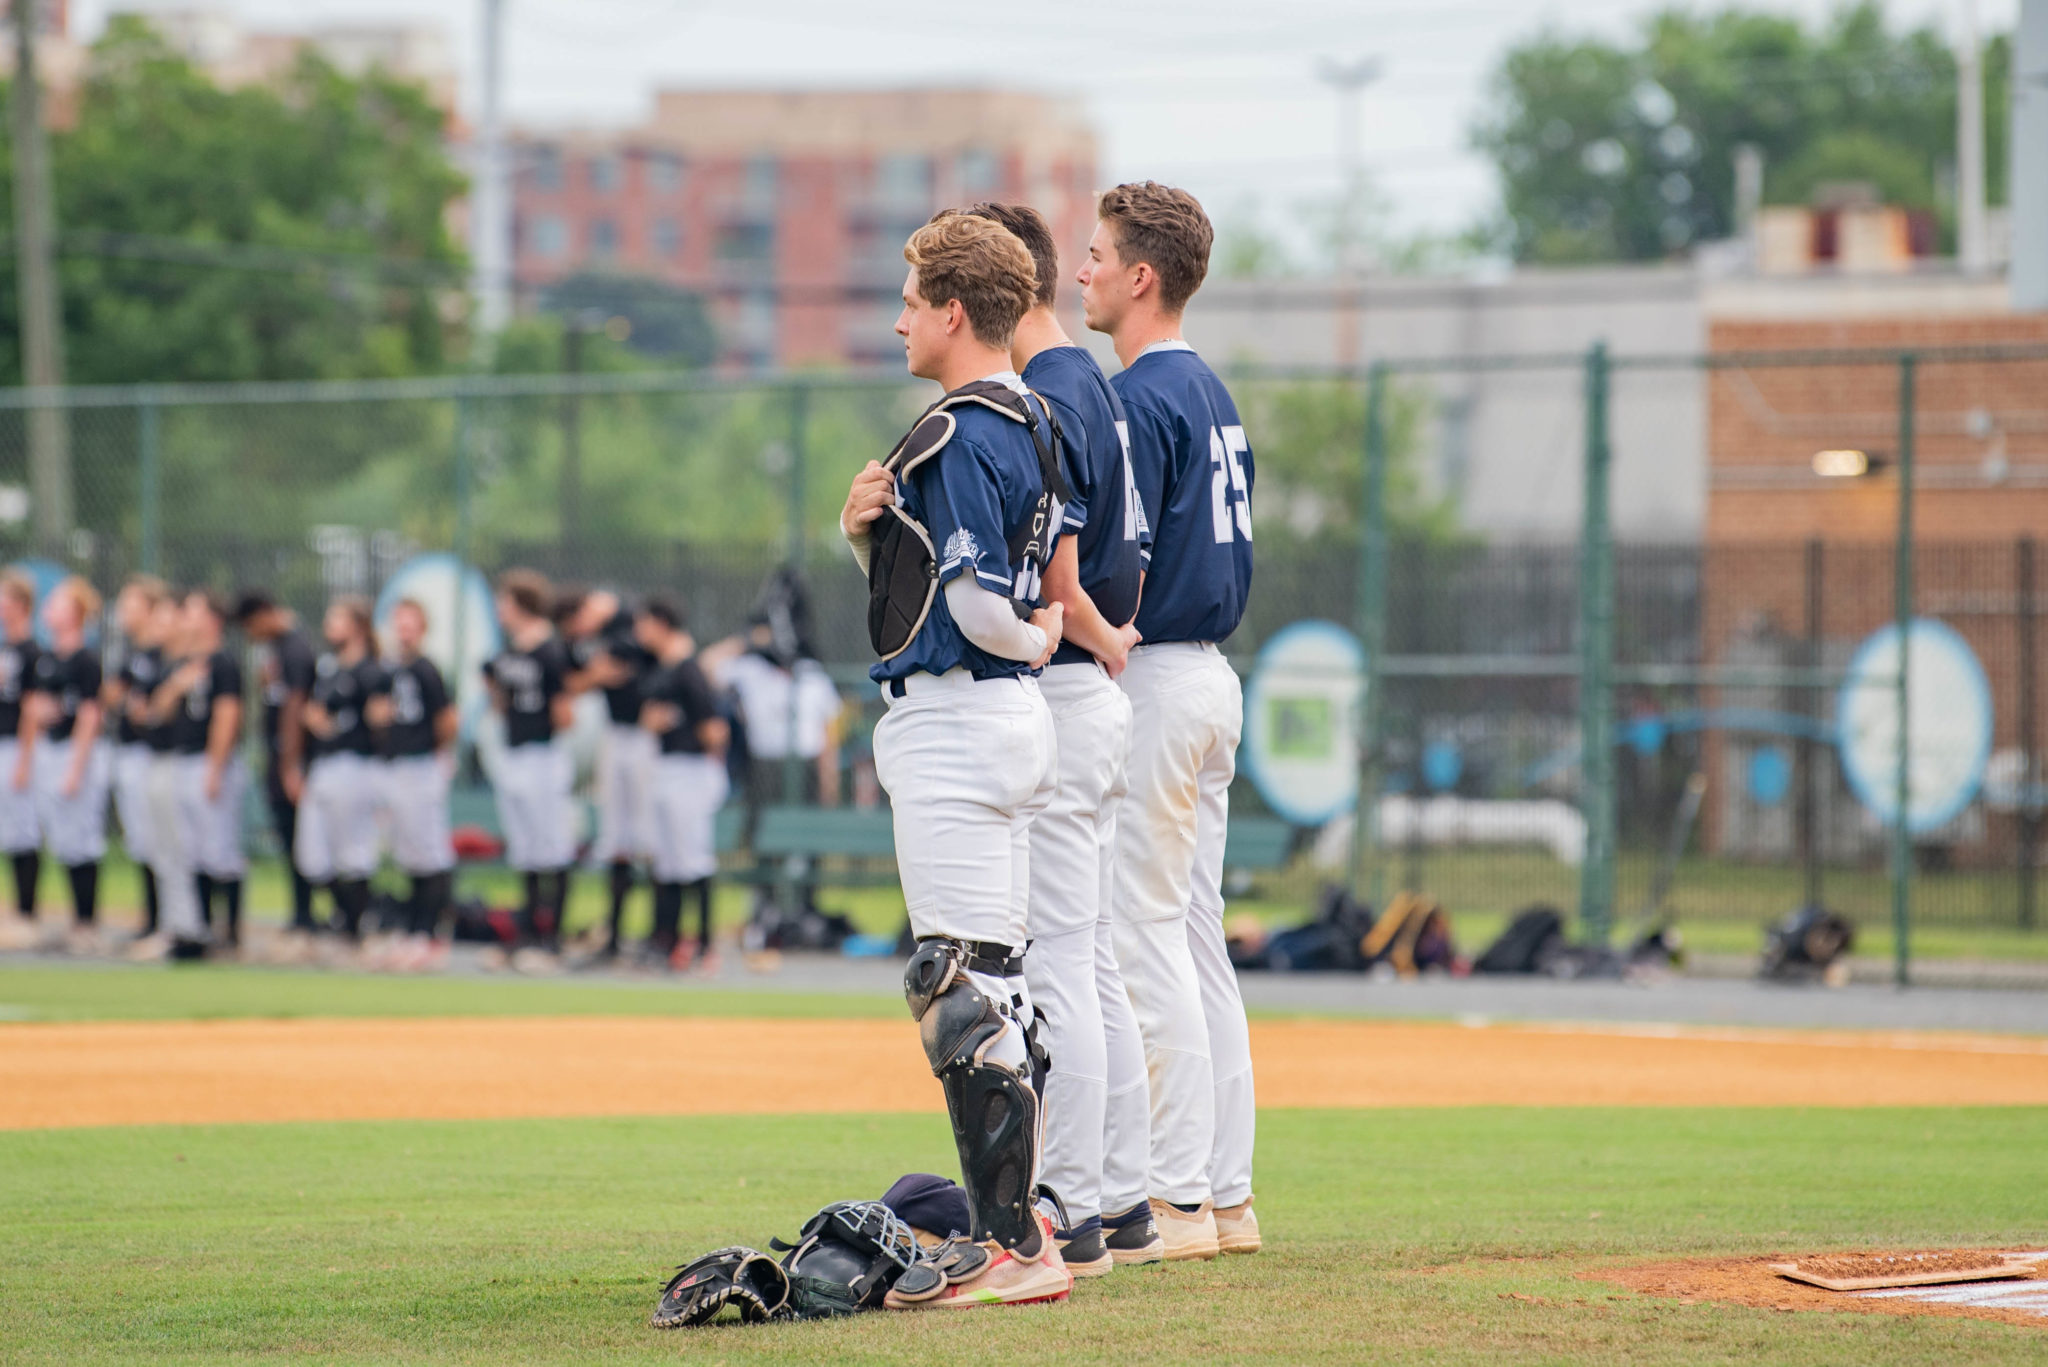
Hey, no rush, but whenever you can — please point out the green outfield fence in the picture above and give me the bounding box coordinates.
[0,340,2045,984]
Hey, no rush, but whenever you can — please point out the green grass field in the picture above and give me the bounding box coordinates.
[4,1106,2045,1364]
[4,965,2047,1363]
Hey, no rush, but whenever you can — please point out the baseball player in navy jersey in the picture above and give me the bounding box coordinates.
[148,590,247,957]
[373,598,456,968]
[0,573,45,934]
[297,599,390,942]
[633,596,729,968]
[959,202,1160,1275]
[1080,181,1258,1260]
[28,577,109,945]
[106,577,169,938]
[560,587,656,959]
[233,592,320,940]
[484,570,576,951]
[840,213,1073,1310]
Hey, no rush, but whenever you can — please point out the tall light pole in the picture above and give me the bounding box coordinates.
[472,0,512,341]
[1958,0,1989,274]
[1318,56,1382,370]
[12,0,69,552]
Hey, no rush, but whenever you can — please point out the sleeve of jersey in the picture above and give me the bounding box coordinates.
[1046,395,1089,534]
[81,657,103,696]
[922,440,1017,596]
[1123,400,1171,567]
[285,645,316,694]
[217,657,246,697]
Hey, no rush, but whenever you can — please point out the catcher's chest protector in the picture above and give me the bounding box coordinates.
[867,380,1072,661]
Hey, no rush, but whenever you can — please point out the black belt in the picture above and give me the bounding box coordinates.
[920,937,1022,976]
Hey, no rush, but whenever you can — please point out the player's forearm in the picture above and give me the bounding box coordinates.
[1044,559,1120,664]
[278,696,306,772]
[206,702,242,772]
[942,577,1046,662]
[71,703,102,755]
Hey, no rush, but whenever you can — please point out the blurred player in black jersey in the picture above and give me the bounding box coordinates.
[559,586,655,959]
[297,599,389,943]
[484,570,575,954]
[28,577,109,948]
[634,596,728,969]
[148,590,245,957]
[0,572,44,935]
[233,591,320,941]
[372,597,456,969]
[105,576,169,939]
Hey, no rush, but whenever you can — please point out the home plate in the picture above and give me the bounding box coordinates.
[1854,1254,2048,1317]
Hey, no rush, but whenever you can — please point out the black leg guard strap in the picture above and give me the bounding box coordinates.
[903,938,1039,1250]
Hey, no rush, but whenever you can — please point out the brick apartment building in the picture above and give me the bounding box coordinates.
[1700,311,2048,870]
[509,89,1099,369]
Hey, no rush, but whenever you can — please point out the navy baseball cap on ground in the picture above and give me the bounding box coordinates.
[881,1173,971,1240]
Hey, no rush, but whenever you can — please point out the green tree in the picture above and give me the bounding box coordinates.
[0,17,466,385]
[1472,3,2008,264]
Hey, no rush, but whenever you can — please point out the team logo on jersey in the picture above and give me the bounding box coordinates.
[941,528,981,568]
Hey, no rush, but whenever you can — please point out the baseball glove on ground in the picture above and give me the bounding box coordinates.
[649,1247,791,1328]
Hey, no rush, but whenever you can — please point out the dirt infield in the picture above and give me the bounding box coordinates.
[4,1016,2048,1130]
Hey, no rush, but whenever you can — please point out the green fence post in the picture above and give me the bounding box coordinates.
[783,381,809,805]
[1892,354,1916,988]
[137,393,160,576]
[452,395,473,707]
[1349,362,1389,904]
[1577,341,1616,946]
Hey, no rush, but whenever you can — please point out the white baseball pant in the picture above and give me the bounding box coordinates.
[381,755,455,876]
[146,753,203,940]
[874,669,1057,1085]
[648,752,727,884]
[176,754,247,879]
[295,752,382,883]
[0,738,40,854]
[1024,660,1147,1226]
[32,739,109,865]
[494,741,576,872]
[113,742,154,864]
[1113,642,1255,1209]
[590,723,657,864]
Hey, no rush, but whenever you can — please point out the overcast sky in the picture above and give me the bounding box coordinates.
[75,0,2019,246]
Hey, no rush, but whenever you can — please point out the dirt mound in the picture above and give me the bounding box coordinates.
[1597,1253,2048,1330]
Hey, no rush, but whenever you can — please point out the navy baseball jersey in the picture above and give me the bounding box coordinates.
[0,636,41,737]
[117,645,162,746]
[872,379,1063,686]
[31,647,102,742]
[485,638,569,747]
[260,627,318,760]
[307,653,389,759]
[1112,343,1255,645]
[169,651,244,756]
[571,609,653,725]
[1022,345,1150,667]
[381,655,449,759]
[642,655,721,756]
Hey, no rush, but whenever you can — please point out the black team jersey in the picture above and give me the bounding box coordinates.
[382,655,449,759]
[570,609,654,726]
[31,647,103,742]
[169,651,244,756]
[307,653,389,760]
[117,646,162,746]
[640,655,720,756]
[484,637,570,748]
[0,635,42,738]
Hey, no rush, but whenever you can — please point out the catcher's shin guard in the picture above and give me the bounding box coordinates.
[905,938,1040,1250]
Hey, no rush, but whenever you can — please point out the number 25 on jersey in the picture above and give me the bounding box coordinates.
[1209,425,1252,544]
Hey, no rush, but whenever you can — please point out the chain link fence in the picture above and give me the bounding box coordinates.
[0,342,2043,981]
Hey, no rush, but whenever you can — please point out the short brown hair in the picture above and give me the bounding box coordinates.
[496,569,552,621]
[0,571,35,611]
[1096,181,1213,313]
[904,213,1037,348]
[959,203,1059,308]
[123,574,169,607]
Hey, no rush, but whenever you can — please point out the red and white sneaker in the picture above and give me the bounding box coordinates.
[884,1214,1073,1310]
